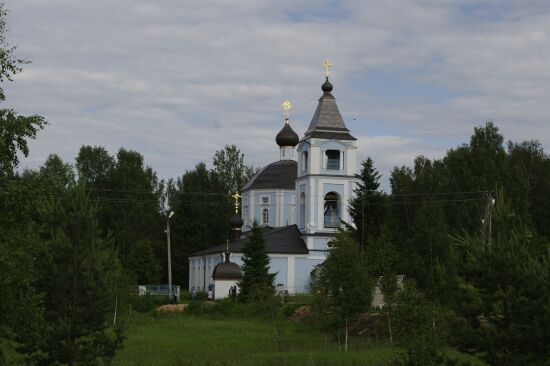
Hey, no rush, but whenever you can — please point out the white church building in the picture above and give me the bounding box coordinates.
[189,66,359,296]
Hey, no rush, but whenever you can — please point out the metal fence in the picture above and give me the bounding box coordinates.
[137,284,181,298]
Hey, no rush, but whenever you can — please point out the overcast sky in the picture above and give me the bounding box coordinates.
[4,0,550,190]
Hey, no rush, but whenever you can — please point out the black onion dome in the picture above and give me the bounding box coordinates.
[275,123,299,147]
[230,212,243,229]
[212,260,241,279]
[322,77,333,93]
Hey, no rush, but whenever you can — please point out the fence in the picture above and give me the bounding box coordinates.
[138,284,181,299]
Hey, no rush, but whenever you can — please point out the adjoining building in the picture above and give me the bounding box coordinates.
[188,64,359,295]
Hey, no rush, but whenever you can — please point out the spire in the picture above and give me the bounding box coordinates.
[303,60,356,141]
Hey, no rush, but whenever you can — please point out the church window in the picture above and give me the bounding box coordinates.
[324,192,340,228]
[261,196,269,205]
[299,192,306,229]
[325,150,340,170]
[262,208,269,225]
[302,151,308,171]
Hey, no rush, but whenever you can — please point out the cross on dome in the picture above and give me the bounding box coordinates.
[281,99,293,123]
[323,59,333,78]
[231,191,241,212]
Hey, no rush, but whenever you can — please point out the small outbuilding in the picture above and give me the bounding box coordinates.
[212,246,241,299]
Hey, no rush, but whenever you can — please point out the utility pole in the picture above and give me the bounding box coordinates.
[166,211,174,299]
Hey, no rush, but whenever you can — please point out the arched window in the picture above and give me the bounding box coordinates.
[299,192,306,229]
[324,192,340,228]
[302,151,308,172]
[262,208,269,225]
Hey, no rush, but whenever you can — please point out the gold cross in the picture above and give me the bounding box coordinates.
[281,99,293,122]
[323,59,333,78]
[231,191,241,212]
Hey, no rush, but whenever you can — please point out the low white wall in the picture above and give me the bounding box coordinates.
[214,279,239,299]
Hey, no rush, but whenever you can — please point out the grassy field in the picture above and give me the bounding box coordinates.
[113,310,484,366]
[113,313,394,366]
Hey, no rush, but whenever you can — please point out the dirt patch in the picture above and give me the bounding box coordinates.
[156,304,189,313]
[349,312,387,338]
[290,305,311,321]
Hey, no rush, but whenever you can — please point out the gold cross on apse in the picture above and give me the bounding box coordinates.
[281,99,293,121]
[323,59,333,77]
[232,191,241,212]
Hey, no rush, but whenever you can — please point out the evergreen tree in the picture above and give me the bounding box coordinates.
[25,182,125,365]
[348,157,387,250]
[451,190,550,366]
[238,221,275,302]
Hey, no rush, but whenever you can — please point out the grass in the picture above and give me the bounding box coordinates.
[113,313,395,366]
[113,299,486,366]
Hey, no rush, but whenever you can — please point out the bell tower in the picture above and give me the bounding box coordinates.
[295,61,358,251]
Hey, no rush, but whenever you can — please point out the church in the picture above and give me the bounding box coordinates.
[188,62,359,296]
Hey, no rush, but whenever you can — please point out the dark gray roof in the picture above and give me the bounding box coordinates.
[213,260,241,279]
[276,123,299,147]
[304,80,355,140]
[241,160,297,191]
[190,225,309,256]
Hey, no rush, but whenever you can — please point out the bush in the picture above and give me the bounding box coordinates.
[129,295,170,313]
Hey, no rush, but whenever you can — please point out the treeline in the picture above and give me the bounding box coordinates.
[315,122,550,365]
[1,140,255,364]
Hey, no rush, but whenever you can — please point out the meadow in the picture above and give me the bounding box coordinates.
[113,301,485,366]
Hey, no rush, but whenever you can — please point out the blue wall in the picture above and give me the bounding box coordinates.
[269,257,288,287]
[294,258,325,293]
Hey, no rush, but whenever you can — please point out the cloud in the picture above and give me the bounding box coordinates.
[2,0,550,189]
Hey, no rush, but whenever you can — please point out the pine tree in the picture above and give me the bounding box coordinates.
[24,182,125,365]
[238,221,275,302]
[348,157,387,250]
[452,189,550,366]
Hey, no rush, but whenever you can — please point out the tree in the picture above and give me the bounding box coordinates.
[0,3,28,102]
[238,221,275,302]
[39,154,75,195]
[0,109,46,176]
[312,231,375,350]
[24,182,125,365]
[212,144,255,193]
[0,4,48,361]
[348,157,387,250]
[75,145,114,186]
[390,281,444,366]
[451,190,550,366]
[167,162,230,286]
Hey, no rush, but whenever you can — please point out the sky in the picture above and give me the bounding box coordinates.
[3,0,550,190]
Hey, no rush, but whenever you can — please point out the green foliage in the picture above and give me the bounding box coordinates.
[212,144,256,193]
[23,182,125,365]
[75,145,115,185]
[451,190,550,365]
[348,157,388,247]
[75,145,165,285]
[0,3,28,102]
[129,295,171,314]
[390,281,444,366]
[167,162,230,286]
[238,222,275,302]
[312,231,375,339]
[0,109,46,176]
